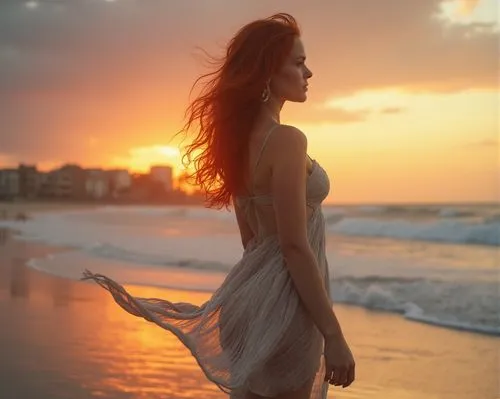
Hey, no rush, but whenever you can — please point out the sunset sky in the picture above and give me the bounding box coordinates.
[0,0,498,204]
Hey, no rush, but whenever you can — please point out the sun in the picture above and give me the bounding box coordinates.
[109,145,181,173]
[107,142,215,193]
[108,145,200,190]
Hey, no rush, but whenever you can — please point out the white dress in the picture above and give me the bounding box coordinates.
[82,125,332,398]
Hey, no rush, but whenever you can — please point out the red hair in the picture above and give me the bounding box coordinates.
[176,13,301,210]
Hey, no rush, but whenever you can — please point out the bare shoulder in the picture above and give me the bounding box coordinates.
[269,124,308,156]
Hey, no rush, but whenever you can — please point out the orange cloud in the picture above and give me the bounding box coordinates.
[458,0,482,14]
[0,0,497,168]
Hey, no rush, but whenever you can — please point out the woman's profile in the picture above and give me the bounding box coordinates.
[82,12,355,399]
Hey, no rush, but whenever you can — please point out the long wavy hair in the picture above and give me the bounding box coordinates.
[176,13,301,210]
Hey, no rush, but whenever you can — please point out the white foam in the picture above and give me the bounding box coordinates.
[331,276,500,336]
[327,217,500,246]
[28,250,226,293]
[0,207,243,266]
[3,205,499,336]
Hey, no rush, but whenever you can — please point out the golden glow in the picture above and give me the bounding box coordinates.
[288,90,498,204]
[107,145,206,193]
[9,0,497,204]
[98,88,497,203]
[77,285,222,398]
[108,145,183,174]
[439,0,499,26]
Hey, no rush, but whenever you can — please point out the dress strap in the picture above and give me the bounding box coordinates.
[250,124,280,194]
[253,124,280,177]
[237,124,280,200]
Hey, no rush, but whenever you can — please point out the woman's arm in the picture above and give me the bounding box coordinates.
[232,197,254,250]
[270,125,344,339]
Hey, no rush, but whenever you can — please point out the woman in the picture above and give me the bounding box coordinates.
[82,13,355,399]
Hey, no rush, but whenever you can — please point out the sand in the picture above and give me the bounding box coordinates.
[0,201,102,220]
[0,229,498,399]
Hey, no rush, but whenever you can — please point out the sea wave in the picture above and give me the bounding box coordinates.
[331,275,500,336]
[327,217,499,246]
[25,245,500,337]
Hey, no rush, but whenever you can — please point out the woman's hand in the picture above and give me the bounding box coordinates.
[323,333,355,388]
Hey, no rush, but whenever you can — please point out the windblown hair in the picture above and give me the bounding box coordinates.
[176,13,301,210]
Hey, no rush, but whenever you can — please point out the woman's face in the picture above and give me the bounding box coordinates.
[270,36,313,103]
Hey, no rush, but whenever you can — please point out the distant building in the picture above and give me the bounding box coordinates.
[0,169,20,199]
[40,164,86,199]
[106,169,132,198]
[127,172,168,201]
[0,162,195,204]
[149,165,173,192]
[85,169,109,199]
[37,172,49,192]
[18,164,39,199]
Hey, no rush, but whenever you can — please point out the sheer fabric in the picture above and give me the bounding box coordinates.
[82,124,332,398]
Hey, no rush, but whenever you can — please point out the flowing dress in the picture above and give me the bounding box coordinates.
[82,124,332,398]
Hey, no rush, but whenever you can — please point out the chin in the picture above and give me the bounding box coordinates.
[289,94,308,103]
[298,94,308,103]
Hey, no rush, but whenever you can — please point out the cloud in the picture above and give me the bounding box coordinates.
[286,103,371,125]
[379,107,406,115]
[466,138,499,148]
[0,0,497,163]
[457,0,482,14]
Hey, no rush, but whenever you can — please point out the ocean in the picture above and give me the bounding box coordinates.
[1,202,498,337]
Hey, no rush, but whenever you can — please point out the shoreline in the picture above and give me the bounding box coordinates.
[0,199,205,217]
[0,201,105,221]
[2,221,498,338]
[1,230,499,398]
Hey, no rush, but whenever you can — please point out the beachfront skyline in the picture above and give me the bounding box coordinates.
[0,0,498,204]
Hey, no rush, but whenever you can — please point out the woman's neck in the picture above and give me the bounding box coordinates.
[259,98,284,124]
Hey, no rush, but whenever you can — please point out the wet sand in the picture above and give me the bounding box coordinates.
[0,201,101,216]
[0,231,498,399]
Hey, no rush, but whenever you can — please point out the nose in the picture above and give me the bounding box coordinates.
[305,66,313,79]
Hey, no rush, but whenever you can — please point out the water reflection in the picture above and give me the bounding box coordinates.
[51,275,76,307]
[0,228,8,246]
[68,284,225,398]
[1,243,498,399]
[0,236,226,398]
[10,257,30,299]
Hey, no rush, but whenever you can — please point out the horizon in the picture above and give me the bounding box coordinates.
[0,0,498,204]
[0,161,498,206]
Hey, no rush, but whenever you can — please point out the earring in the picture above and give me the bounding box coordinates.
[261,80,271,103]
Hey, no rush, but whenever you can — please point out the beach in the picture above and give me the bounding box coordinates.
[0,202,499,399]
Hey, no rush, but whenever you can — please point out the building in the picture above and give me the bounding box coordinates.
[149,165,173,192]
[106,169,132,198]
[0,162,193,204]
[37,172,49,193]
[0,169,20,199]
[18,164,39,199]
[39,164,86,199]
[85,169,109,199]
